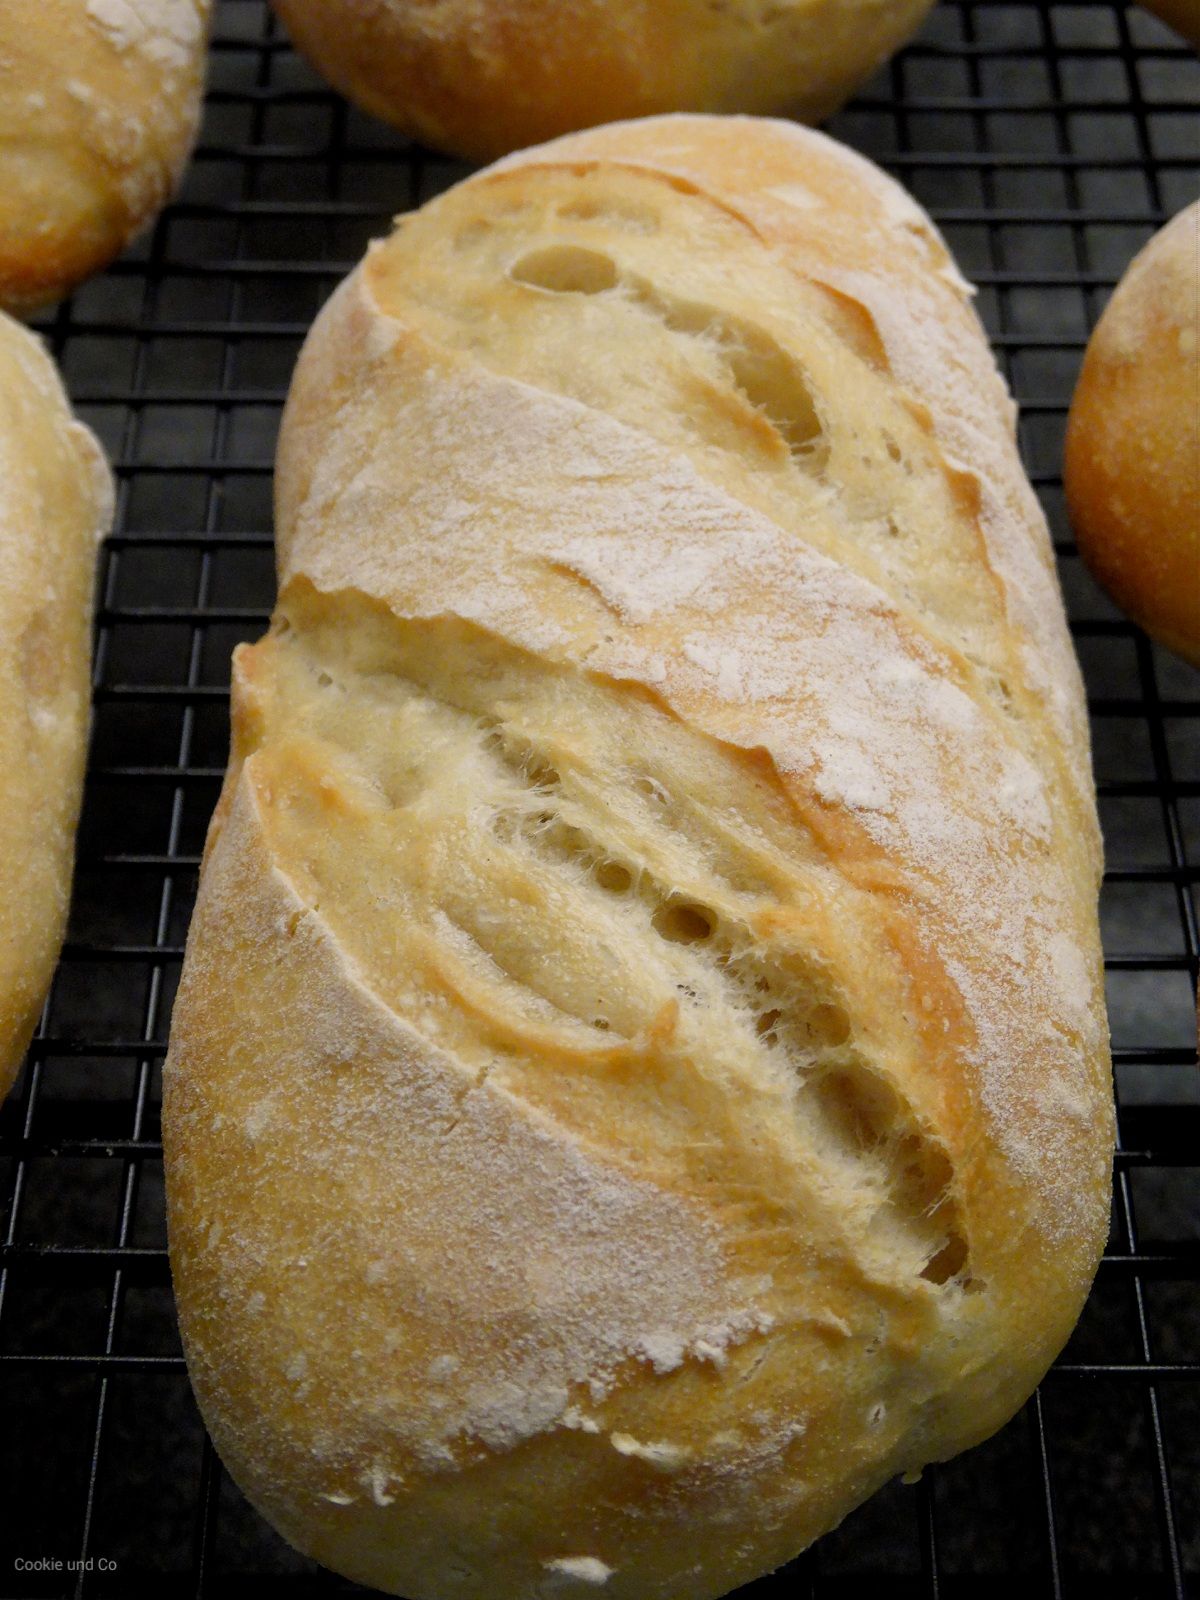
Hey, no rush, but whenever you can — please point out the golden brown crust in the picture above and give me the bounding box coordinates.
[165,116,1112,1600]
[270,0,935,161]
[1065,201,1200,667]
[0,0,211,313]
[0,312,111,1096]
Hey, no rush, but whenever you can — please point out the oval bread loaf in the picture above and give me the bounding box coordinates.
[1064,200,1200,667]
[270,0,935,162]
[164,115,1113,1600]
[0,312,111,1098]
[0,0,211,313]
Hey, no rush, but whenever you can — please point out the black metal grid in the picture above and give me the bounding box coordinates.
[0,2,1197,1595]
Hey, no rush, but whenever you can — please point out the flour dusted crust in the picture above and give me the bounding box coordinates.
[0,312,111,1097]
[1065,200,1200,667]
[164,116,1113,1600]
[270,0,935,161]
[0,0,211,312]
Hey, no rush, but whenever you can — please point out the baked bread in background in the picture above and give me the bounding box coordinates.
[164,114,1113,1600]
[0,313,111,1098]
[1140,0,1200,47]
[0,0,212,314]
[269,0,936,161]
[1064,200,1200,668]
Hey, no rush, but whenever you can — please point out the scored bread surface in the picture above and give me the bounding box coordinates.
[164,116,1113,1600]
[0,313,111,1097]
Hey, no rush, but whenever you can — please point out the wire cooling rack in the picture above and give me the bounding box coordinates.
[0,2,1197,1595]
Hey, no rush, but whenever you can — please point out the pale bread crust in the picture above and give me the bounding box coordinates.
[0,0,211,313]
[164,117,1113,1600]
[1065,200,1200,667]
[270,0,935,161]
[0,312,111,1097]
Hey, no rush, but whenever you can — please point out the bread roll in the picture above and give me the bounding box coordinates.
[270,0,935,162]
[164,115,1112,1600]
[0,313,111,1097]
[0,0,212,314]
[1064,201,1199,667]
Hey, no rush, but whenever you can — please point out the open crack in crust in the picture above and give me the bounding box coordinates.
[164,115,1113,1600]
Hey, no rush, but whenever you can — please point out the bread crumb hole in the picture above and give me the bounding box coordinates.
[727,344,825,460]
[652,902,715,944]
[525,757,559,790]
[810,1002,851,1045]
[634,775,670,804]
[511,245,618,295]
[894,1134,954,1216]
[921,1232,969,1285]
[594,860,632,893]
[810,1067,898,1151]
[629,277,827,465]
[756,1008,782,1047]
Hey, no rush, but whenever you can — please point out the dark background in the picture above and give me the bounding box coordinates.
[0,1,1197,1595]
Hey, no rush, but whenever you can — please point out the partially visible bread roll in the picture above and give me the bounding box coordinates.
[0,0,212,314]
[1140,0,1200,47]
[1065,201,1200,667]
[270,0,935,162]
[164,116,1112,1600]
[0,313,111,1097]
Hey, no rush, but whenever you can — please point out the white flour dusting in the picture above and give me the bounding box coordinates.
[86,0,203,65]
